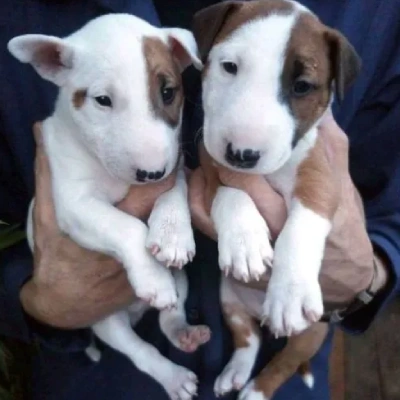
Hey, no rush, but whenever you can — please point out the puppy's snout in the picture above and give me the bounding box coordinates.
[136,168,166,183]
[225,142,261,169]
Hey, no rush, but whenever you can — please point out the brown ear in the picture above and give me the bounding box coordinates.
[325,28,361,103]
[192,1,243,63]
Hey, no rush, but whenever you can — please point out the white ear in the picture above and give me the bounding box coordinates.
[7,34,75,86]
[164,28,203,72]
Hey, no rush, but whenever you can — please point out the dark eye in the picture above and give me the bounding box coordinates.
[292,80,315,97]
[161,85,176,105]
[222,61,238,75]
[95,95,112,107]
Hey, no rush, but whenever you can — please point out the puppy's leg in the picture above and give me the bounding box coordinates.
[262,200,330,336]
[93,311,198,400]
[55,190,177,310]
[211,187,273,282]
[214,277,261,397]
[147,163,196,268]
[160,269,211,352]
[239,322,328,400]
[86,301,149,363]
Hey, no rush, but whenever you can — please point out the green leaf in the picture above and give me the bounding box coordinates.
[0,386,12,400]
[0,345,8,381]
[0,224,25,251]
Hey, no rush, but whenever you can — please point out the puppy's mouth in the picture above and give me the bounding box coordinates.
[214,146,290,175]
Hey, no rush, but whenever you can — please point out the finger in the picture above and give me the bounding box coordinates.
[188,168,217,241]
[118,171,176,220]
[317,107,335,129]
[33,122,44,146]
[32,122,58,232]
[317,111,349,172]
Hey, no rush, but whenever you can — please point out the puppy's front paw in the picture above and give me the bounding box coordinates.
[128,257,178,310]
[261,274,323,337]
[146,199,195,269]
[161,365,198,400]
[218,215,273,282]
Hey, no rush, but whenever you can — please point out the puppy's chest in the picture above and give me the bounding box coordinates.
[265,156,303,204]
[264,135,318,204]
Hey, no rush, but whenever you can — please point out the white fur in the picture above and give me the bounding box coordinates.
[92,311,198,400]
[92,269,208,400]
[11,14,205,400]
[211,187,273,282]
[9,14,202,306]
[302,372,315,389]
[262,200,330,336]
[214,333,260,396]
[214,277,260,396]
[239,380,269,400]
[202,6,333,337]
[202,14,298,175]
[146,166,196,268]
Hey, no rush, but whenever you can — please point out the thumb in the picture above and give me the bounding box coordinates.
[32,122,58,233]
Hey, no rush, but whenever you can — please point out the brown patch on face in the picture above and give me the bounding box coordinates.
[222,303,260,348]
[282,14,361,146]
[281,13,334,146]
[294,135,340,220]
[142,37,183,127]
[72,89,87,109]
[192,0,294,64]
[253,323,328,398]
[214,0,294,46]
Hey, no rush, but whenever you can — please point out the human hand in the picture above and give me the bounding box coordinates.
[20,122,176,329]
[189,111,388,308]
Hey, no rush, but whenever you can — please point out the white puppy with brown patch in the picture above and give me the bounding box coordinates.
[8,14,209,400]
[192,0,360,399]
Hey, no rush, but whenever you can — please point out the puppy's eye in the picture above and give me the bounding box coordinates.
[222,61,238,75]
[161,85,176,105]
[95,96,112,107]
[292,80,315,97]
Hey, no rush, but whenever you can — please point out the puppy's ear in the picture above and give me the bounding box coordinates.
[8,34,75,86]
[164,28,203,72]
[325,28,361,103]
[192,1,242,63]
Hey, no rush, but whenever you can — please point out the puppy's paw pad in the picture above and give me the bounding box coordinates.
[177,325,211,352]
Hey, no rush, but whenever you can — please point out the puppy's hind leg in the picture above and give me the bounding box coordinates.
[159,269,211,353]
[239,322,328,400]
[214,277,261,397]
[93,310,198,400]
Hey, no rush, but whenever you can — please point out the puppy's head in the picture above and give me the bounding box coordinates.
[193,0,360,174]
[8,14,202,184]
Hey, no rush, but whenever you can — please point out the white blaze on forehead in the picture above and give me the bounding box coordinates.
[203,13,300,174]
[212,13,297,95]
[67,14,159,116]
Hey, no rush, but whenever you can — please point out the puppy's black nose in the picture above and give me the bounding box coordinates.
[225,143,260,168]
[136,168,166,182]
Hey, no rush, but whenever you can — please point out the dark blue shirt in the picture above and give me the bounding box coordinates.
[1,1,400,399]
